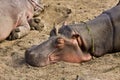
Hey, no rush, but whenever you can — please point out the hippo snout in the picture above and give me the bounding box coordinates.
[25,49,40,67]
[25,37,59,67]
[25,47,48,67]
[25,41,54,67]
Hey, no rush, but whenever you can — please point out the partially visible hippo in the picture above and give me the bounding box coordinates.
[25,1,120,67]
[0,0,43,41]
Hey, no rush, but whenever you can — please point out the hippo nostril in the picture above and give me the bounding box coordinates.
[25,50,31,61]
[25,50,42,67]
[25,50,36,60]
[25,50,35,64]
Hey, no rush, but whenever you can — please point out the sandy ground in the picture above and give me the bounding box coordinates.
[0,0,120,80]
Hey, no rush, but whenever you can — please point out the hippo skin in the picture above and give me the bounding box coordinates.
[25,1,120,67]
[0,0,42,41]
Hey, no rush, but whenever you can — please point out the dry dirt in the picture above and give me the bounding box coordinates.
[0,0,120,80]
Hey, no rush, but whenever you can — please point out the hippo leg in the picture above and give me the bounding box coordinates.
[0,17,13,41]
[8,26,30,40]
[0,26,12,41]
[8,18,30,40]
[29,17,44,31]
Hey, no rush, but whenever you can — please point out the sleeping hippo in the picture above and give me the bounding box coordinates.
[0,0,43,41]
[25,1,120,67]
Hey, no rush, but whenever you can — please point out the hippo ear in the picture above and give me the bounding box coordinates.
[50,27,57,37]
[50,23,61,37]
[50,21,68,37]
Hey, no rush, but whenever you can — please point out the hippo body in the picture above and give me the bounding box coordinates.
[0,0,42,41]
[25,2,120,67]
[105,5,120,51]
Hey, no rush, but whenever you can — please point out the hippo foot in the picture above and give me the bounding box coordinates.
[7,26,30,40]
[34,10,41,17]
[29,18,44,32]
[7,28,20,40]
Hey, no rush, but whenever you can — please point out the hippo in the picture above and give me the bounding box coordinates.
[0,0,43,41]
[25,1,120,67]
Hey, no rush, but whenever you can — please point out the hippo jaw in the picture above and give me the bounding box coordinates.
[25,36,92,67]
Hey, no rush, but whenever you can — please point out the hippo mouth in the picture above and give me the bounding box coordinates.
[47,36,92,64]
[47,49,60,64]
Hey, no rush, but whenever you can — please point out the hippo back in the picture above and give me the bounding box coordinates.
[104,4,120,51]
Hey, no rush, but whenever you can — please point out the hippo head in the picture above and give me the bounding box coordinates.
[25,25,92,67]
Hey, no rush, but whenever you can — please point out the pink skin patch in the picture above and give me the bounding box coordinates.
[48,37,92,64]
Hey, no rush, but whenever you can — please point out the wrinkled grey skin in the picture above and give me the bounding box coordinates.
[25,2,120,67]
[0,0,43,41]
